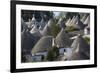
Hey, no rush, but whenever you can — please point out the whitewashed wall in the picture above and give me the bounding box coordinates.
[59,48,72,59]
[32,55,42,61]
[32,51,47,61]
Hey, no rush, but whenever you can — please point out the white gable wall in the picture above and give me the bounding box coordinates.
[84,28,90,35]
[59,48,67,55]
[32,51,48,61]
[59,48,73,60]
[36,51,47,57]
[32,55,42,62]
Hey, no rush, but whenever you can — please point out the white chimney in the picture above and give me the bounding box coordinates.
[52,38,55,46]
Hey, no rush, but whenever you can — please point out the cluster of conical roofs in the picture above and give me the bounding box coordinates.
[21,13,90,62]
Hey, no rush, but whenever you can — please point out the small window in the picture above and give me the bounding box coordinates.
[63,49,65,52]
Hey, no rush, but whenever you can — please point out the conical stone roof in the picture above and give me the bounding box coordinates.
[56,18,66,28]
[31,36,53,55]
[71,16,85,29]
[81,14,88,23]
[66,16,85,30]
[30,26,42,47]
[67,16,76,26]
[39,18,47,30]
[42,25,51,36]
[30,25,38,34]
[70,16,78,26]
[71,34,90,60]
[55,28,71,48]
[47,19,55,28]
[65,18,71,26]
[21,30,35,51]
[84,15,90,25]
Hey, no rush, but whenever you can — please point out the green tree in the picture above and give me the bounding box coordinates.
[51,24,61,38]
[46,46,59,61]
[65,26,79,32]
[46,49,54,61]
[49,19,61,38]
[84,37,90,44]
